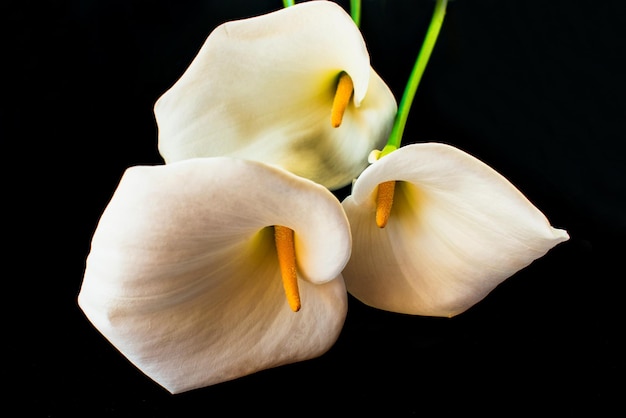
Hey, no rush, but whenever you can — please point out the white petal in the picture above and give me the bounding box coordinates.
[78,158,351,393]
[154,1,397,190]
[342,143,569,317]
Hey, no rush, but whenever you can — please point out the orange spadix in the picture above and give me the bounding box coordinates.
[330,72,354,128]
[274,225,301,312]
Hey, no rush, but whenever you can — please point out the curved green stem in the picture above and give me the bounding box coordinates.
[381,0,448,157]
[350,0,361,27]
[283,0,295,7]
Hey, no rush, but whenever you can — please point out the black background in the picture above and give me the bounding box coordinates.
[8,0,625,416]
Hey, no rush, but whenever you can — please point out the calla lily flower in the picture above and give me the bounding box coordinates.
[342,143,569,318]
[154,1,397,191]
[78,157,351,393]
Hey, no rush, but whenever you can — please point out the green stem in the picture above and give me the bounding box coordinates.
[350,0,361,27]
[282,0,295,7]
[381,0,448,157]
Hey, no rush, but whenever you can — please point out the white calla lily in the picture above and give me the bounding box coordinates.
[78,157,351,394]
[155,1,397,190]
[342,143,569,317]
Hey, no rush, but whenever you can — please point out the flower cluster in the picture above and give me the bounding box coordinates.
[78,1,568,394]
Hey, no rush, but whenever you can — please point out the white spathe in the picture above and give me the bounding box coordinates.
[78,157,351,393]
[155,1,397,191]
[342,143,569,317]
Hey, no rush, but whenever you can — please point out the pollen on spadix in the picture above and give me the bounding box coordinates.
[376,181,396,228]
[330,72,354,128]
[274,225,301,312]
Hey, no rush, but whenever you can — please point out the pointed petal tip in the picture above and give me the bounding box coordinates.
[556,227,570,242]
